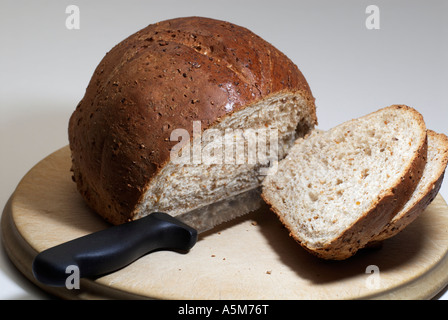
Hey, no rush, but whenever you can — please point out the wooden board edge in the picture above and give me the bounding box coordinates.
[365,247,448,300]
[1,194,151,300]
[3,189,448,300]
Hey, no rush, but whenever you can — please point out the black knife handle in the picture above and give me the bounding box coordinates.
[32,212,197,287]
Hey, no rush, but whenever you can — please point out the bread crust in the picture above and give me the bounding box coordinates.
[369,130,448,243]
[68,17,316,225]
[262,105,428,260]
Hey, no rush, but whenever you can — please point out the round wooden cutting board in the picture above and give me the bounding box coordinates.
[2,146,448,299]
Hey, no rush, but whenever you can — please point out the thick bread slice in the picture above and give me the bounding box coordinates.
[261,105,427,260]
[369,130,448,243]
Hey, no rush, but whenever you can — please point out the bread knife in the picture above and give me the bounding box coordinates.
[32,187,262,287]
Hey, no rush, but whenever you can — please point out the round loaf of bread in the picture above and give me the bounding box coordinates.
[68,16,317,225]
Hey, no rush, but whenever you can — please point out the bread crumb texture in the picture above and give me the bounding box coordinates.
[262,105,428,259]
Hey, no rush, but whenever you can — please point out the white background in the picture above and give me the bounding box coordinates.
[0,0,447,299]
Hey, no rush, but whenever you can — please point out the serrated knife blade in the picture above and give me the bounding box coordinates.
[32,187,263,287]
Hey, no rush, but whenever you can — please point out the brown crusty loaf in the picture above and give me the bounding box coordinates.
[261,105,427,260]
[68,17,317,225]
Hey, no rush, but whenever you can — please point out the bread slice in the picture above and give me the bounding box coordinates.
[261,105,427,260]
[369,130,448,243]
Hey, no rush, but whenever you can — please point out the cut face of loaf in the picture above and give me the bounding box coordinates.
[262,105,427,260]
[369,130,448,242]
[134,92,316,219]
